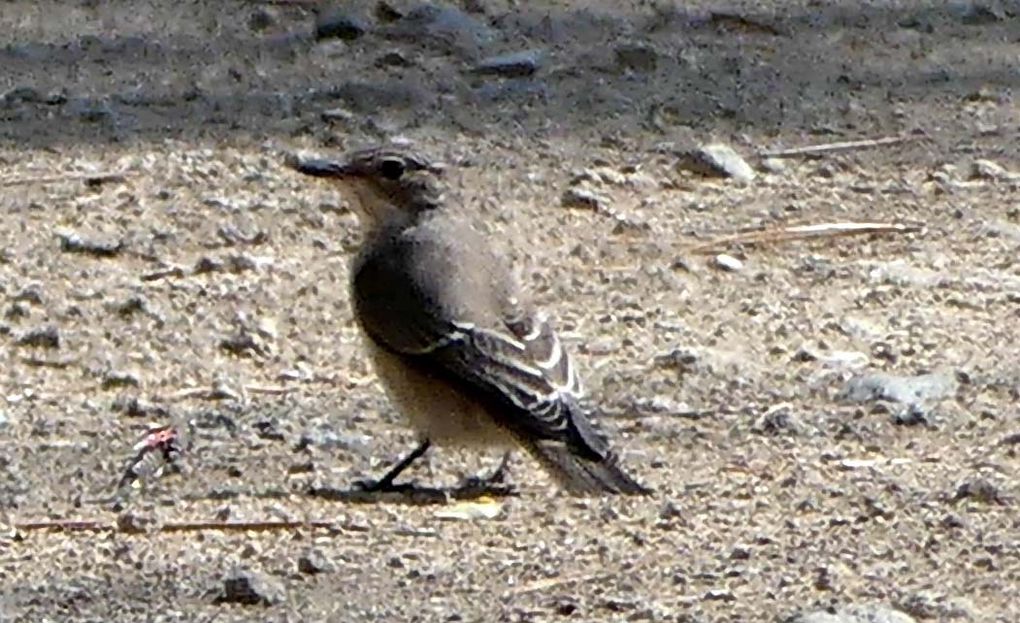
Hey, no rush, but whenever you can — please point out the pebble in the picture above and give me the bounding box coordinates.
[218,569,287,606]
[788,604,916,623]
[614,42,659,72]
[297,549,336,575]
[713,254,744,272]
[677,143,757,182]
[315,9,369,41]
[248,8,276,32]
[473,49,544,78]
[561,187,607,211]
[950,0,1007,24]
[842,372,956,405]
[16,326,60,349]
[970,158,1019,181]
[383,4,495,57]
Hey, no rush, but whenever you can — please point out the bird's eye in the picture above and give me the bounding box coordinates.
[379,158,406,180]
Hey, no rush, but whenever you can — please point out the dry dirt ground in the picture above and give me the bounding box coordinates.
[1,1,1019,621]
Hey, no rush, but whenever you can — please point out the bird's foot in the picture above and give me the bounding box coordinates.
[353,478,418,494]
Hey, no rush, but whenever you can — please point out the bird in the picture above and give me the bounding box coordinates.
[289,145,649,495]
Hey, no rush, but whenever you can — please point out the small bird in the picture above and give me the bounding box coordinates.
[290,145,649,495]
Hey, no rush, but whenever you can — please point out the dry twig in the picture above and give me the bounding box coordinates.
[9,519,339,534]
[685,221,922,255]
[761,135,918,158]
[0,171,131,187]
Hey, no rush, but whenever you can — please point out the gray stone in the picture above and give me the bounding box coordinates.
[315,9,369,41]
[218,569,286,606]
[473,49,544,78]
[298,549,336,574]
[248,8,276,31]
[296,428,373,455]
[615,42,659,72]
[786,604,916,623]
[677,143,756,182]
[561,187,608,211]
[970,158,1019,181]
[842,372,956,405]
[950,0,1008,24]
[713,254,744,272]
[16,326,60,349]
[68,97,115,123]
[3,87,43,105]
[384,4,495,57]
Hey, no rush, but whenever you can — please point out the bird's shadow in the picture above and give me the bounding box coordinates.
[306,481,518,505]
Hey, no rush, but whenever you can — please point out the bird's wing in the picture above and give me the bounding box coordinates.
[396,312,648,494]
[355,259,612,462]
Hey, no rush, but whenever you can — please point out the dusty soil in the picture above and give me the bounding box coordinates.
[1,1,1018,621]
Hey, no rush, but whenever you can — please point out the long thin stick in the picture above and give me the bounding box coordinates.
[761,135,917,158]
[0,171,131,187]
[685,221,921,255]
[9,518,340,533]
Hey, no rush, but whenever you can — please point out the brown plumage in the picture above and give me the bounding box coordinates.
[291,146,649,495]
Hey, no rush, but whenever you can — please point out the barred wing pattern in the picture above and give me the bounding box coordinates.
[428,312,648,495]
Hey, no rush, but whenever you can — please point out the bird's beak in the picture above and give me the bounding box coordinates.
[288,157,355,179]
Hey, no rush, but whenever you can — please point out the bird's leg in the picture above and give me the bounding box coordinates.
[457,451,515,493]
[484,451,512,485]
[357,439,432,492]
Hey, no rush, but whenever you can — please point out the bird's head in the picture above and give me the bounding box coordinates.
[291,146,445,227]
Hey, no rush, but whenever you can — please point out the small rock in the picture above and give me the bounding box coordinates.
[12,285,44,305]
[473,49,544,78]
[16,326,60,349]
[561,187,607,211]
[653,347,700,369]
[321,107,356,125]
[950,0,1007,24]
[103,370,141,389]
[383,4,495,57]
[116,511,157,534]
[297,549,335,575]
[57,231,124,257]
[889,403,933,427]
[614,42,659,72]
[761,157,787,174]
[4,303,28,319]
[69,98,115,123]
[677,143,756,182]
[713,254,744,272]
[376,50,415,68]
[3,86,43,105]
[632,396,696,417]
[315,9,369,41]
[110,395,168,418]
[786,604,917,623]
[295,428,372,455]
[113,295,148,317]
[951,477,1010,505]
[218,569,286,606]
[752,404,805,436]
[842,372,956,405]
[896,591,974,620]
[248,8,276,31]
[969,158,1019,181]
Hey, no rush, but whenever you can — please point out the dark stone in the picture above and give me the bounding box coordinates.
[218,569,286,606]
[316,9,370,41]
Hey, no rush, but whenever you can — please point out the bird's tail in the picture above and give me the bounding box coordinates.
[526,440,651,496]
